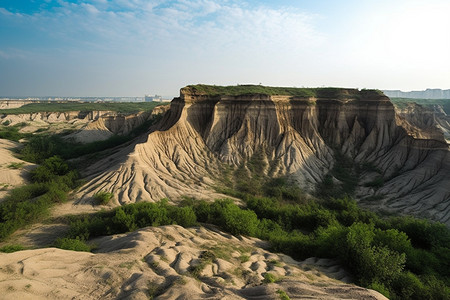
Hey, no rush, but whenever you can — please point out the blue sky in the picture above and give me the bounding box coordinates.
[1,0,449,97]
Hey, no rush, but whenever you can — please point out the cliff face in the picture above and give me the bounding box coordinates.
[79,87,450,224]
[395,103,450,143]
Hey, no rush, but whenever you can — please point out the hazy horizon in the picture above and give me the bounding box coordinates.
[1,0,449,97]
[2,87,450,100]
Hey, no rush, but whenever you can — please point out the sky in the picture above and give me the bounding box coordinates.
[0,0,449,97]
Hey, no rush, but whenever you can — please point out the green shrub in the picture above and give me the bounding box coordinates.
[343,223,406,286]
[367,281,390,298]
[20,135,60,163]
[0,123,30,141]
[391,271,427,299]
[170,206,197,227]
[31,156,70,182]
[209,200,259,236]
[263,273,279,283]
[7,162,25,169]
[420,275,450,300]
[112,207,137,232]
[54,238,92,252]
[93,191,113,205]
[388,217,450,249]
[373,228,412,254]
[276,289,291,300]
[0,244,26,253]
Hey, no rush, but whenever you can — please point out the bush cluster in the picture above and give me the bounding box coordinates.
[65,194,449,299]
[0,122,31,141]
[54,238,92,252]
[0,156,78,240]
[93,191,114,205]
[0,244,26,253]
[65,199,197,241]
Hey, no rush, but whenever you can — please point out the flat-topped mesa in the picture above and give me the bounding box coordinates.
[79,84,449,225]
[180,84,386,102]
[177,85,398,156]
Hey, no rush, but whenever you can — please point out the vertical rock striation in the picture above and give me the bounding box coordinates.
[79,86,450,224]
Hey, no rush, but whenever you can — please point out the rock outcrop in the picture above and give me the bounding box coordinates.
[395,102,450,143]
[78,86,450,224]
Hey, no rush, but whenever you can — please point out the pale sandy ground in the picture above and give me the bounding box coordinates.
[0,139,34,201]
[0,225,387,300]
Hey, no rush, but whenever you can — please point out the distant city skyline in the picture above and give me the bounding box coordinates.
[1,0,449,97]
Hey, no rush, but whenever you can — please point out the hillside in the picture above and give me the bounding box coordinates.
[78,85,449,225]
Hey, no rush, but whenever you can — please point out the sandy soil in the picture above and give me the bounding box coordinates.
[0,225,387,300]
[0,139,34,201]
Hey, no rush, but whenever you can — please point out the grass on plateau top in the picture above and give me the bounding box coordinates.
[183,84,385,99]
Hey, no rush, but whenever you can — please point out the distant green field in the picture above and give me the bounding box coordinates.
[184,84,383,99]
[0,101,168,115]
[390,97,450,114]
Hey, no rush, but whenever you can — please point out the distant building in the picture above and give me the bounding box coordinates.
[145,94,162,102]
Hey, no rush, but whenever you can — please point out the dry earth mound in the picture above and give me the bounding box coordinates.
[0,139,34,200]
[0,225,387,300]
[78,85,450,224]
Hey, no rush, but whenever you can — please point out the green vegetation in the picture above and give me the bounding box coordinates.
[93,191,113,205]
[239,254,250,263]
[63,199,197,241]
[0,101,165,115]
[390,97,450,114]
[184,84,373,99]
[0,155,78,241]
[0,244,26,253]
[276,289,291,300]
[18,116,162,163]
[0,103,165,241]
[59,193,449,299]
[0,122,31,141]
[189,250,216,278]
[263,272,280,283]
[1,97,448,299]
[54,237,92,252]
[7,162,25,169]
[8,130,440,299]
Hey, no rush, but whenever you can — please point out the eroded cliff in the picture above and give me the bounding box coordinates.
[78,85,450,224]
[1,107,169,143]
